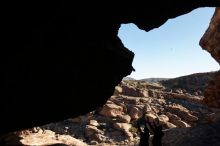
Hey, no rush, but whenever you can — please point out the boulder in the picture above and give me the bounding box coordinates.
[171,120,190,128]
[99,104,123,117]
[145,113,157,122]
[113,123,131,132]
[129,107,143,120]
[119,103,128,113]
[20,129,88,146]
[114,86,122,95]
[93,133,106,143]
[85,125,104,137]
[89,120,99,127]
[166,112,190,128]
[121,85,144,97]
[117,115,131,123]
[167,105,198,122]
[113,123,133,141]
[143,103,153,113]
[166,112,181,121]
[162,122,177,129]
[142,90,149,97]
[125,131,134,141]
[159,114,169,123]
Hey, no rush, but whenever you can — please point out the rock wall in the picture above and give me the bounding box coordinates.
[1,2,219,133]
[200,8,220,64]
[203,71,220,108]
[200,8,220,108]
[163,121,220,146]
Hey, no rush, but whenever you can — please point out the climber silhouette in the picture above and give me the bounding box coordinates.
[138,116,164,146]
[138,123,150,146]
[150,120,164,146]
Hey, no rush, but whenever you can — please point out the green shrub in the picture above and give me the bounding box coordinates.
[129,126,138,133]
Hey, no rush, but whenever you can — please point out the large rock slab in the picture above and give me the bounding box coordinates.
[167,105,198,122]
[20,130,88,146]
[121,85,145,97]
[203,71,220,108]
[200,8,220,64]
[200,8,220,108]
[163,122,220,146]
[99,104,123,117]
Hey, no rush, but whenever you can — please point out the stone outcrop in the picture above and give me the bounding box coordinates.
[0,1,219,134]
[114,86,123,95]
[167,105,198,122]
[113,123,131,132]
[19,130,88,146]
[159,115,169,123]
[170,120,190,128]
[121,85,145,97]
[89,120,99,127]
[145,113,158,122]
[163,122,220,146]
[129,107,143,120]
[166,112,181,121]
[99,104,123,117]
[161,72,214,95]
[200,8,220,64]
[158,114,177,129]
[200,8,220,108]
[85,125,104,137]
[116,114,131,123]
[162,122,177,129]
[164,92,203,104]
[113,123,133,140]
[92,133,106,143]
[203,71,220,108]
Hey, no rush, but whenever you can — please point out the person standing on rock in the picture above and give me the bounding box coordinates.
[138,116,164,146]
[138,122,150,146]
[150,121,164,146]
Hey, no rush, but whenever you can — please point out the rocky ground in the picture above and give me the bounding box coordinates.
[5,78,220,146]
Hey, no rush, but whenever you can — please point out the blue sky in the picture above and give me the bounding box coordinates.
[118,8,219,80]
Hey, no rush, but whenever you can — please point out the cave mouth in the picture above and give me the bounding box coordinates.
[118,8,219,80]
[2,5,220,146]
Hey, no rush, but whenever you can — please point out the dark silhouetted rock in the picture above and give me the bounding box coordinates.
[0,1,219,135]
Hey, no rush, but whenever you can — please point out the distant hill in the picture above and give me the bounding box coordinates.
[139,78,170,83]
[160,71,216,94]
[123,76,135,81]
[123,71,217,94]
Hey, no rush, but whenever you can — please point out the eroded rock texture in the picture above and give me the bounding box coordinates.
[200,8,220,64]
[163,122,220,146]
[200,8,220,108]
[1,1,219,134]
[203,71,220,108]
